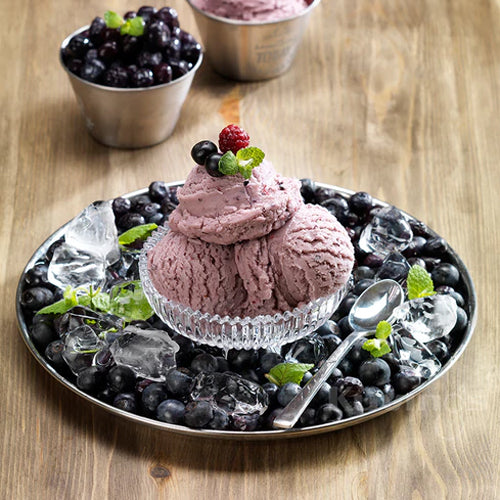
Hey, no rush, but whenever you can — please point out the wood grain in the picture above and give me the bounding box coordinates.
[1,0,499,498]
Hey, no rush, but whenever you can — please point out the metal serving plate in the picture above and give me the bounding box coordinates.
[16,183,477,440]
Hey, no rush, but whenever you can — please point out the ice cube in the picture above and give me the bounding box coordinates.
[389,329,441,379]
[65,201,120,266]
[392,294,458,343]
[191,372,269,416]
[358,206,413,256]
[375,252,411,283]
[109,326,179,381]
[62,324,106,375]
[47,243,106,290]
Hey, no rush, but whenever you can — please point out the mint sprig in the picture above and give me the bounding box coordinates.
[265,362,313,387]
[217,146,265,180]
[36,281,153,322]
[407,264,436,300]
[362,320,393,358]
[118,223,158,246]
[104,11,144,36]
[104,11,124,29]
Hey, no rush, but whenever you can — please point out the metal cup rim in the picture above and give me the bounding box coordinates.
[59,25,204,93]
[185,0,322,26]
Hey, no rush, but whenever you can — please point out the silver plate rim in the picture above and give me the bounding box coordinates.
[16,182,477,441]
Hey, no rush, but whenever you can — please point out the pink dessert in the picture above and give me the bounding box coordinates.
[192,0,309,22]
[168,160,302,245]
[147,125,354,318]
[147,230,246,316]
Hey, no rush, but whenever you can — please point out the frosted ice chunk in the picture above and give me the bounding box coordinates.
[62,324,106,375]
[109,326,179,381]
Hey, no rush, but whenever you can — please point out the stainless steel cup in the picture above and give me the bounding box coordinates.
[60,27,203,148]
[186,0,321,81]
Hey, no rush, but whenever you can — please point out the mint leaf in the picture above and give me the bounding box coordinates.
[264,362,314,387]
[218,151,239,175]
[236,147,265,179]
[375,320,392,340]
[119,223,158,246]
[104,11,124,29]
[120,16,144,36]
[362,338,391,358]
[407,264,436,300]
[91,291,111,312]
[37,299,73,315]
[108,280,154,322]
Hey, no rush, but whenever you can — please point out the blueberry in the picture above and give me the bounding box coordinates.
[191,140,218,166]
[228,349,259,371]
[76,366,105,393]
[392,368,421,394]
[148,181,168,202]
[340,399,364,417]
[311,382,332,408]
[124,11,137,20]
[117,212,146,230]
[98,41,119,63]
[354,266,375,281]
[264,408,283,428]
[262,382,279,404]
[137,5,157,23]
[315,403,343,424]
[315,320,341,337]
[431,263,460,287]
[423,237,448,257]
[375,252,410,282]
[338,357,356,375]
[298,408,317,427]
[204,153,224,177]
[89,17,106,44]
[137,50,163,68]
[334,376,364,398]
[181,42,202,65]
[301,371,313,386]
[155,7,180,29]
[29,314,56,347]
[381,383,395,403]
[348,192,373,216]
[85,49,98,62]
[451,307,468,335]
[426,340,450,362]
[184,400,213,428]
[190,352,218,374]
[24,263,49,288]
[107,365,136,393]
[21,287,54,311]
[402,236,427,258]
[45,339,66,369]
[359,359,391,386]
[103,66,129,88]
[93,347,114,369]
[140,383,167,413]
[163,38,181,59]
[409,219,429,237]
[179,29,196,45]
[347,339,370,364]
[112,197,131,216]
[353,278,375,296]
[407,257,427,269]
[231,413,261,431]
[80,59,106,83]
[381,353,400,375]
[314,186,336,203]
[145,20,171,49]
[337,293,357,317]
[153,63,173,84]
[96,386,116,404]
[66,58,83,75]
[422,256,441,271]
[122,35,142,60]
[327,367,343,385]
[363,253,384,268]
[284,335,327,364]
[67,34,92,58]
[137,202,161,220]
[215,356,230,372]
[259,351,284,373]
[169,59,190,78]
[277,382,301,406]
[299,178,316,203]
[321,196,350,225]
[113,393,137,413]
[361,386,385,410]
[130,67,155,87]
[321,333,342,354]
[206,407,229,430]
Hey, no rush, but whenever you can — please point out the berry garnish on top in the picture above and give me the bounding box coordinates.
[219,124,250,154]
[190,125,265,179]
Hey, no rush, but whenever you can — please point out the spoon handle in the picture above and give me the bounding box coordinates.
[272,330,370,430]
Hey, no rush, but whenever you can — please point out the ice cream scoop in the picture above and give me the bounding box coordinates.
[168,160,302,245]
[147,230,247,316]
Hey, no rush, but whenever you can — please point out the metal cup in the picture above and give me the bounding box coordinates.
[60,27,203,148]
[186,0,321,81]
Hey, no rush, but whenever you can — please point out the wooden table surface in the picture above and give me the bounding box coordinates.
[1,0,499,498]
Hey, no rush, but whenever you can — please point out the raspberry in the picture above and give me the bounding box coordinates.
[218,124,250,155]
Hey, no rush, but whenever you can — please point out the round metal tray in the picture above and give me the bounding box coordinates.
[16,183,477,440]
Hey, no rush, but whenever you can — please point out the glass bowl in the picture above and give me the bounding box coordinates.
[139,225,349,351]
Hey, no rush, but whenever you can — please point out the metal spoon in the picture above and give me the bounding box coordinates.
[272,280,404,430]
